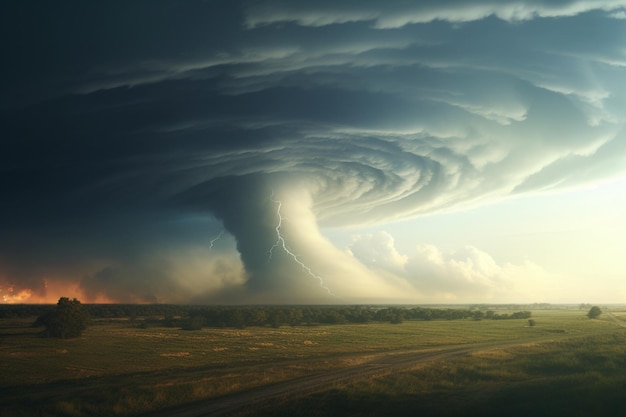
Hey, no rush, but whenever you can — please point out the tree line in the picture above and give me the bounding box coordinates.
[4,301,537,338]
[120,305,532,329]
[2,303,532,323]
[0,298,531,328]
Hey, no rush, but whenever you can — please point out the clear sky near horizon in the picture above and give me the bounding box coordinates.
[2,0,626,304]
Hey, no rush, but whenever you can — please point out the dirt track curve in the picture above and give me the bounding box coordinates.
[605,311,626,328]
[144,339,544,417]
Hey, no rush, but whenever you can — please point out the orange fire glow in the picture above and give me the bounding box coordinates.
[0,280,116,304]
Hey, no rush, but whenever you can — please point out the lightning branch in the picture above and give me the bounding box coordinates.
[267,192,336,297]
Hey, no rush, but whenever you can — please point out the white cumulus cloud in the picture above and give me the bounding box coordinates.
[349,232,553,302]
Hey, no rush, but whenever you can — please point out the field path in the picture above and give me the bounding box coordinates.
[604,311,626,327]
[143,339,549,417]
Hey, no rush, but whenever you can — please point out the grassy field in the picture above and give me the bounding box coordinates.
[254,330,626,417]
[1,307,624,416]
[253,333,626,417]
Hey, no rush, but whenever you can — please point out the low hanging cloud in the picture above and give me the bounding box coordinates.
[1,1,626,303]
[79,250,248,304]
[349,232,552,302]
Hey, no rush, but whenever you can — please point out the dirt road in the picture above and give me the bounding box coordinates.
[604,311,626,327]
[144,340,538,417]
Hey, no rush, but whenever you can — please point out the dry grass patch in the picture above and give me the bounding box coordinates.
[160,351,191,357]
[341,355,376,366]
[470,349,515,360]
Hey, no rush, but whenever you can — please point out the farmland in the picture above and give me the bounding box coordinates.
[1,306,625,416]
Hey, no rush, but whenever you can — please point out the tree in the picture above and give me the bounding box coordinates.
[390,312,404,324]
[587,306,602,319]
[472,310,485,321]
[34,297,89,338]
[182,315,204,331]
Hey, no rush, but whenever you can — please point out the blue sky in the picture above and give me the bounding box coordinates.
[2,0,626,304]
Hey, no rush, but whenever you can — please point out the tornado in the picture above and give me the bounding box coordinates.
[3,0,626,303]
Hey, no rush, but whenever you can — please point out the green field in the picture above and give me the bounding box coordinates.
[256,331,626,417]
[1,307,625,416]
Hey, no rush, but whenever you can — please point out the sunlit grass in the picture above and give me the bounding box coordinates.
[0,308,622,416]
[254,332,626,417]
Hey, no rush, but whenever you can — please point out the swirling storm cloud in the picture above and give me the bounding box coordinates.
[2,1,626,303]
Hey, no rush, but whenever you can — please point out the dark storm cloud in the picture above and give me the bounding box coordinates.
[2,0,626,302]
[244,0,626,28]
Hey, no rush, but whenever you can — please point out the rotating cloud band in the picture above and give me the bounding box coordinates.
[267,194,336,297]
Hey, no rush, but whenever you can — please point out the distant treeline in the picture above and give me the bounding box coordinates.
[1,304,531,328]
[166,307,531,329]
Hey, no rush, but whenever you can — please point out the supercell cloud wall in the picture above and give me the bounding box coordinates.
[1,0,626,303]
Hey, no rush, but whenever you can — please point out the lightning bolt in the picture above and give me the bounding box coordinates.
[209,230,224,250]
[267,192,336,297]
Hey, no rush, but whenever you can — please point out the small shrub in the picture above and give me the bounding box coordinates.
[587,306,602,319]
